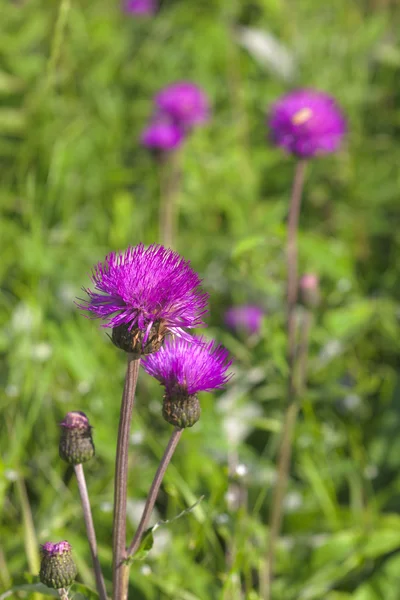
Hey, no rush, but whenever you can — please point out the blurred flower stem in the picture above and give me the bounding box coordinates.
[158,150,182,248]
[127,427,183,557]
[296,309,313,395]
[265,159,307,597]
[57,589,69,600]
[112,356,141,600]
[74,464,108,600]
[47,0,71,88]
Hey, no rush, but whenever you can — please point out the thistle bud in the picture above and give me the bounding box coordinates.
[39,541,77,589]
[59,411,94,465]
[299,274,320,309]
[111,320,168,356]
[162,388,201,429]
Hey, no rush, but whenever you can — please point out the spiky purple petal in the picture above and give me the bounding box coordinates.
[142,335,233,395]
[77,244,209,336]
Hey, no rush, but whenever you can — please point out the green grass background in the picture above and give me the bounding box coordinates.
[1,0,400,598]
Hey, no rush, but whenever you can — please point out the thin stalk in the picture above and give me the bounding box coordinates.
[74,464,108,600]
[112,356,141,600]
[127,428,183,557]
[47,0,71,88]
[158,150,181,248]
[15,476,40,574]
[57,589,69,600]
[264,159,307,599]
[296,310,313,395]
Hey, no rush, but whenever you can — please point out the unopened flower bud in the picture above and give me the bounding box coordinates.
[59,411,94,465]
[162,388,201,429]
[299,274,320,308]
[111,320,168,356]
[39,541,77,589]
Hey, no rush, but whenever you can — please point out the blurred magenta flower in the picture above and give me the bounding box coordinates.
[77,244,208,343]
[268,89,346,158]
[124,0,156,15]
[141,116,184,151]
[155,82,210,130]
[224,305,264,336]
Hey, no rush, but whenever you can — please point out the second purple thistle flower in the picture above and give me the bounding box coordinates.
[142,336,233,427]
[268,88,346,158]
[78,244,209,354]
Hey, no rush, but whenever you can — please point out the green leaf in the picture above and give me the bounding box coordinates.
[0,577,99,600]
[71,583,100,599]
[0,582,59,599]
[130,528,155,562]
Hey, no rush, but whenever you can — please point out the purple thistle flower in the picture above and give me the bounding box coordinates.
[124,0,156,15]
[39,541,77,589]
[155,82,210,130]
[224,305,264,336]
[142,336,233,396]
[141,115,185,151]
[268,89,346,158]
[77,244,208,351]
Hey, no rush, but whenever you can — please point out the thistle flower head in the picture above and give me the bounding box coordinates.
[124,0,156,15]
[155,82,210,129]
[141,115,184,151]
[39,541,77,589]
[143,336,232,428]
[59,411,95,465]
[224,305,264,336]
[268,89,346,158]
[77,244,208,354]
[143,336,232,395]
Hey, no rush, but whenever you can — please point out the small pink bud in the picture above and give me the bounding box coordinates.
[299,274,320,308]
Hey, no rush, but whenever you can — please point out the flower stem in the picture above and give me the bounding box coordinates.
[127,428,183,557]
[296,310,313,395]
[57,589,69,600]
[47,0,71,88]
[264,159,307,598]
[112,356,140,600]
[158,150,181,249]
[74,464,108,600]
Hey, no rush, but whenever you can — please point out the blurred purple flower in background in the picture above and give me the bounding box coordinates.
[141,81,210,152]
[124,0,157,15]
[155,82,210,130]
[224,305,264,336]
[268,89,346,158]
[141,116,184,151]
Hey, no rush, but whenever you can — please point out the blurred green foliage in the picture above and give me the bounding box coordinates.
[1,0,400,598]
